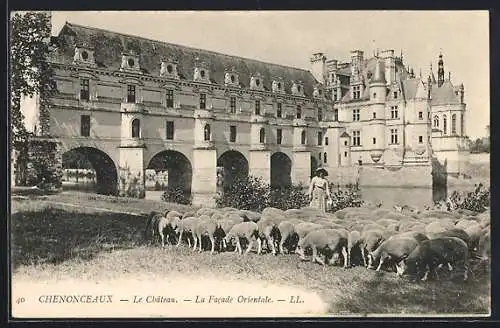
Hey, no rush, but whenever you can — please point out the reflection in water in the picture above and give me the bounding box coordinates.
[360,186,448,209]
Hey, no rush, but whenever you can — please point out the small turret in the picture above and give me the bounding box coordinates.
[437,53,445,87]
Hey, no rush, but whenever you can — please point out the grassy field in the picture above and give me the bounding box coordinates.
[10,193,491,316]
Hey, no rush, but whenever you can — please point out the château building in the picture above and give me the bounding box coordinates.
[20,22,469,205]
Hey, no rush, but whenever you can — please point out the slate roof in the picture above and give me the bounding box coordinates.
[53,22,319,97]
[430,80,461,105]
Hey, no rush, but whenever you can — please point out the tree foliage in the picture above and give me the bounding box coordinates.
[469,137,490,154]
[10,11,57,145]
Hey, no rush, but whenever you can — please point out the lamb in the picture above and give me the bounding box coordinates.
[277,220,298,254]
[175,216,202,248]
[400,237,469,281]
[193,215,220,254]
[360,229,385,267]
[296,229,348,267]
[224,221,261,255]
[368,236,420,273]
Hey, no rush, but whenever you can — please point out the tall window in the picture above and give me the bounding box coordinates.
[352,130,361,146]
[317,108,323,121]
[451,114,457,134]
[166,89,174,108]
[204,124,211,141]
[259,128,265,143]
[296,105,302,119]
[230,125,237,142]
[393,91,398,99]
[353,109,360,121]
[200,93,206,109]
[373,137,376,145]
[127,85,136,103]
[277,129,283,145]
[418,111,423,120]
[80,79,90,101]
[419,135,423,144]
[255,100,261,115]
[323,152,328,164]
[352,85,361,99]
[443,115,448,134]
[334,108,339,121]
[433,115,439,128]
[301,130,306,145]
[333,89,338,101]
[373,112,376,119]
[390,128,398,144]
[80,115,90,137]
[391,106,399,119]
[166,121,174,140]
[461,113,464,136]
[277,102,282,118]
[318,131,323,145]
[325,137,329,145]
[230,96,236,114]
[131,118,140,138]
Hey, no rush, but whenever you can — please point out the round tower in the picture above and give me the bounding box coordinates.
[369,59,387,163]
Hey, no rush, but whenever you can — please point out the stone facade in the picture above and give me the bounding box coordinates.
[20,22,469,205]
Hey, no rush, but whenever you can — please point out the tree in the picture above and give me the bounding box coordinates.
[10,11,58,185]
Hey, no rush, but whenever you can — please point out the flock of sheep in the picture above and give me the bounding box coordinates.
[144,204,491,281]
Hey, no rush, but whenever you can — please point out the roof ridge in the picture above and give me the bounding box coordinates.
[63,21,313,75]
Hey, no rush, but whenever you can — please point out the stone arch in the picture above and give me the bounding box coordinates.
[131,118,140,138]
[271,151,292,189]
[310,155,319,179]
[147,150,192,196]
[62,147,118,195]
[217,150,249,190]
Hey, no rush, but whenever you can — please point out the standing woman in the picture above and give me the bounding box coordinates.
[308,167,332,212]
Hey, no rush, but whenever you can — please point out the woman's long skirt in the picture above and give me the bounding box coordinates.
[310,187,327,212]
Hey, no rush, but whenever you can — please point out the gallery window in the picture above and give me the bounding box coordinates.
[80,115,90,137]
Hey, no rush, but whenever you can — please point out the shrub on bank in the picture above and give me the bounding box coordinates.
[215,175,363,213]
[327,183,363,213]
[161,186,192,205]
[448,183,490,213]
[216,176,270,212]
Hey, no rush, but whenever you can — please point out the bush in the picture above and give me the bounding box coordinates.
[448,183,490,213]
[161,186,192,205]
[24,139,63,190]
[268,184,310,211]
[216,175,270,212]
[327,184,363,213]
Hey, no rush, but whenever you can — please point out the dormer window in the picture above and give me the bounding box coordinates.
[250,74,264,91]
[272,78,285,93]
[393,91,398,99]
[224,68,239,87]
[121,52,141,72]
[160,58,179,79]
[194,59,210,83]
[73,44,96,67]
[291,81,304,96]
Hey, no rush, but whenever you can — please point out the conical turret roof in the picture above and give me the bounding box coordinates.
[371,59,386,84]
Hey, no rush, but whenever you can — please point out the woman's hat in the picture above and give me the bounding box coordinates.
[316,167,329,176]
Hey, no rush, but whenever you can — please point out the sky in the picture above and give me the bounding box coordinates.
[49,11,490,138]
